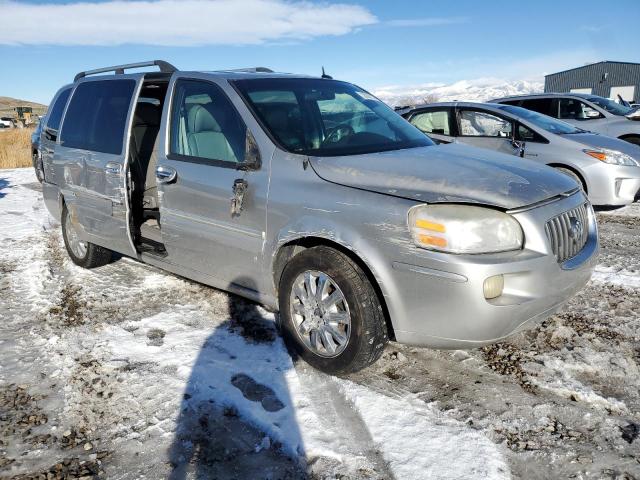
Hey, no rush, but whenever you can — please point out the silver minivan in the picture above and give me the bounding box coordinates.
[40,61,598,374]
[491,93,640,146]
[400,102,640,206]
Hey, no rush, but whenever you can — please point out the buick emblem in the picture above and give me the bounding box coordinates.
[568,216,584,243]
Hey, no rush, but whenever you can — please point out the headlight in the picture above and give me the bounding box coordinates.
[584,149,639,166]
[408,204,523,254]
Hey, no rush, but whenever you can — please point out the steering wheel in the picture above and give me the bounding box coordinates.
[324,124,355,144]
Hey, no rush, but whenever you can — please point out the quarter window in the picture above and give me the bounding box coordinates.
[409,110,451,135]
[170,80,247,164]
[516,124,546,143]
[60,80,136,154]
[458,110,512,137]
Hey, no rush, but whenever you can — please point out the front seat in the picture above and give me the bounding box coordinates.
[130,102,161,210]
[186,104,237,163]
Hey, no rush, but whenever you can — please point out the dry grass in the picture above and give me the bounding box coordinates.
[0,129,33,169]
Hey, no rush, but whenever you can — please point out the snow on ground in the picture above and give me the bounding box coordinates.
[0,169,508,479]
[1,168,639,479]
[373,78,543,107]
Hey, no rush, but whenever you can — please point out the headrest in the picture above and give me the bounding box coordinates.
[187,104,221,133]
[134,102,161,127]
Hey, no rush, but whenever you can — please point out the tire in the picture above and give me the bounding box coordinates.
[279,246,388,375]
[61,205,112,268]
[621,135,640,146]
[555,167,586,193]
[33,152,44,183]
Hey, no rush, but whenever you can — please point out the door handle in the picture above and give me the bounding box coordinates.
[105,162,122,175]
[156,165,177,184]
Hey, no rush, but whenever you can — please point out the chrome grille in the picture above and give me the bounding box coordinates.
[545,203,590,263]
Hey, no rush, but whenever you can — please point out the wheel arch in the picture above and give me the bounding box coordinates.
[547,163,589,194]
[272,235,396,341]
[618,134,640,145]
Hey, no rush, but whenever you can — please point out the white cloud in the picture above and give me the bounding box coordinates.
[0,0,377,46]
[385,17,468,27]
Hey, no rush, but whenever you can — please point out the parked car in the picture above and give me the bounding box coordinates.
[40,61,597,375]
[399,102,640,206]
[491,93,640,146]
[0,117,13,128]
[31,117,46,182]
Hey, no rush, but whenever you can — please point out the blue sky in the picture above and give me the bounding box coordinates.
[1,0,639,104]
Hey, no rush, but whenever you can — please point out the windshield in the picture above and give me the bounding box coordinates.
[496,105,584,135]
[585,95,634,116]
[233,78,433,156]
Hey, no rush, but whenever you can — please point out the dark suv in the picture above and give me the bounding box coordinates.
[492,93,640,145]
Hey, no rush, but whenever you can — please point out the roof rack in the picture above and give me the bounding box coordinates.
[74,60,178,82]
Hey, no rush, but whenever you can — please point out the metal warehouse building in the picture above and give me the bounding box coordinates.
[544,61,640,103]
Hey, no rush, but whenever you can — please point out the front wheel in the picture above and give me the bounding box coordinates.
[61,205,112,268]
[279,246,388,375]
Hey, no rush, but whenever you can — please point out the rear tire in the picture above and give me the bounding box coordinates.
[555,167,586,193]
[279,246,388,375]
[61,205,112,268]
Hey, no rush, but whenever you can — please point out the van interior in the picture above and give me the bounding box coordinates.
[128,74,170,255]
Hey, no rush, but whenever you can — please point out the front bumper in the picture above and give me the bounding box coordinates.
[582,163,640,206]
[388,192,598,349]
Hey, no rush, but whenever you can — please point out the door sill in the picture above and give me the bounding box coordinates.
[138,237,167,257]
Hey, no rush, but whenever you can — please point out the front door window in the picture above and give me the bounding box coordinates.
[170,79,248,165]
[458,110,512,137]
[409,110,451,136]
[559,99,601,120]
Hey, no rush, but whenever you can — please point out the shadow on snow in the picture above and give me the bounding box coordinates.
[167,277,308,479]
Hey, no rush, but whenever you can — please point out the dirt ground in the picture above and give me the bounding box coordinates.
[1,169,639,479]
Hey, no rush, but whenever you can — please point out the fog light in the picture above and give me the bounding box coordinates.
[483,274,504,300]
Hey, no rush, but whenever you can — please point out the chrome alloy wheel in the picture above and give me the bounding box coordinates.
[289,270,351,358]
[65,209,88,259]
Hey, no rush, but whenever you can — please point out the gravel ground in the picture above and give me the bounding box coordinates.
[1,169,639,479]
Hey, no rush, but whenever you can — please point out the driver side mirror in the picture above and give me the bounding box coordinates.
[511,139,526,158]
[585,109,601,119]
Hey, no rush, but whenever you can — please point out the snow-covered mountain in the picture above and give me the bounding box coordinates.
[373,78,543,107]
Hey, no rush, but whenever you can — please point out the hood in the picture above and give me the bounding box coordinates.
[310,144,578,210]
[565,133,640,160]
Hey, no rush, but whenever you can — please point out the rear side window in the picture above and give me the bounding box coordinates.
[519,98,555,117]
[44,87,71,140]
[409,110,451,135]
[61,80,136,155]
[170,79,247,164]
